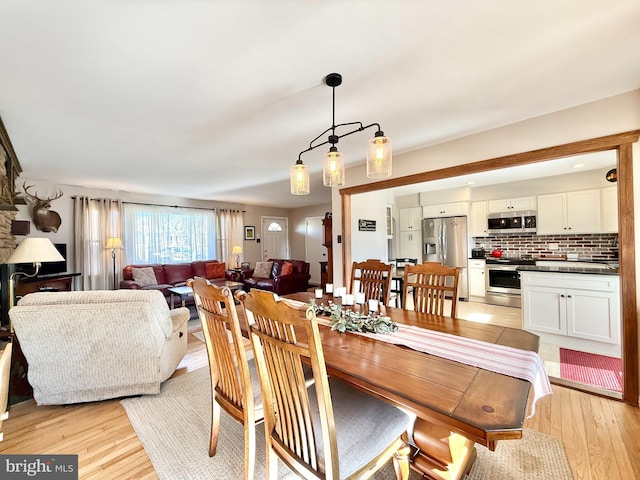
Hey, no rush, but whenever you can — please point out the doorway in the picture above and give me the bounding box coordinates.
[305,216,325,285]
[261,216,289,261]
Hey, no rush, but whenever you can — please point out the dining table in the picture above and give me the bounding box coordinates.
[283,291,544,480]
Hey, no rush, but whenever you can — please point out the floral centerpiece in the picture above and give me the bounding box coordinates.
[310,300,398,334]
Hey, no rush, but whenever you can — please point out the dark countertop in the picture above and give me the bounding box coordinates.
[517,265,619,276]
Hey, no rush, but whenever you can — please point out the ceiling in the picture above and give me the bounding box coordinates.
[0,1,639,209]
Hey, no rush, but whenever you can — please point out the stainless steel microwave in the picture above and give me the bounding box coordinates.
[487,210,536,234]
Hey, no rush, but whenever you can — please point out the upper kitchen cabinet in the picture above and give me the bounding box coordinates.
[601,186,618,233]
[487,196,536,213]
[399,207,422,231]
[423,202,468,218]
[470,201,488,237]
[537,189,601,235]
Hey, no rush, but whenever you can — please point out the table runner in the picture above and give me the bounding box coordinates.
[283,298,551,417]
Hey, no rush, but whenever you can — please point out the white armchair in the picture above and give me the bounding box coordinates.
[9,289,189,405]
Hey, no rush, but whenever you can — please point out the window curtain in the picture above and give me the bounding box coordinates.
[216,209,243,268]
[122,203,216,264]
[73,197,123,290]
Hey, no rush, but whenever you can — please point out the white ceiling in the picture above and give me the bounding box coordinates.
[0,1,639,208]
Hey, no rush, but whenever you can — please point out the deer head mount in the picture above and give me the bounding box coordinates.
[23,182,63,233]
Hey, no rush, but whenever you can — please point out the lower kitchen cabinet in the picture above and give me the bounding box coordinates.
[468,259,486,299]
[521,271,620,355]
[398,231,422,260]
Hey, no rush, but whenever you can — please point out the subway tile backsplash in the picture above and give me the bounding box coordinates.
[473,233,618,260]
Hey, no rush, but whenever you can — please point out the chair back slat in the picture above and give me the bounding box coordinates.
[351,259,393,305]
[240,289,339,478]
[403,263,460,317]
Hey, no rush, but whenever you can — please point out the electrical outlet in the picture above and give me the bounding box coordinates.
[548,243,559,250]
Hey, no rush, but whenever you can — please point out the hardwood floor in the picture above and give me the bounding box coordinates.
[1,315,639,479]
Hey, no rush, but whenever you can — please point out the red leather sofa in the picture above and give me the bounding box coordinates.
[242,259,310,295]
[121,260,233,303]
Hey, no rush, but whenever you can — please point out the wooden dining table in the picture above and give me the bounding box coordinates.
[284,291,541,480]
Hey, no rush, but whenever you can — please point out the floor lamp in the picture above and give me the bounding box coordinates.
[5,237,66,311]
[105,237,124,290]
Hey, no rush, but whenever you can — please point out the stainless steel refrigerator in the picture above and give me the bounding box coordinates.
[422,216,469,300]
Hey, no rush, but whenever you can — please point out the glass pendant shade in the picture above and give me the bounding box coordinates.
[366,134,392,178]
[290,160,310,195]
[322,148,345,187]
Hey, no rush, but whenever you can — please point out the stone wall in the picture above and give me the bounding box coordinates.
[0,146,16,263]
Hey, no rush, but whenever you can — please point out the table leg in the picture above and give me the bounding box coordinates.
[409,418,477,480]
[170,293,176,309]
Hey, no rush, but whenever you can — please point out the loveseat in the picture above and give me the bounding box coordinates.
[242,258,310,295]
[120,260,234,303]
[9,290,189,405]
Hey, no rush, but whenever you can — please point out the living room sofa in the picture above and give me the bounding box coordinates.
[120,260,233,303]
[9,290,189,405]
[242,258,310,295]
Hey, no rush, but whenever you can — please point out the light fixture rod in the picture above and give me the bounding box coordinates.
[298,122,381,161]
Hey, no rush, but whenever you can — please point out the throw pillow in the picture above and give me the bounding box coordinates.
[131,267,157,287]
[205,262,226,279]
[282,261,294,276]
[253,261,273,279]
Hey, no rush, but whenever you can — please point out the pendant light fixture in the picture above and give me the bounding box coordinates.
[290,73,392,195]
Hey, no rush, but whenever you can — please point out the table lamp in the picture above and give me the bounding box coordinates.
[231,245,243,269]
[5,237,65,309]
[105,237,124,290]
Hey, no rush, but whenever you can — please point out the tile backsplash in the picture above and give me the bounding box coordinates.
[473,233,618,260]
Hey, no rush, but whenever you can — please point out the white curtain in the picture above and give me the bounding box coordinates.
[216,209,243,268]
[122,203,216,264]
[73,197,123,290]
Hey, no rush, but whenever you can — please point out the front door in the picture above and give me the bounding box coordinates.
[261,217,289,261]
[305,216,325,285]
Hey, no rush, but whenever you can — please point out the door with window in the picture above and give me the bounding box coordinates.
[261,217,289,260]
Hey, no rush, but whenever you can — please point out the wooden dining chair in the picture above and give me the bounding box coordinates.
[403,262,460,317]
[350,259,393,306]
[188,277,263,480]
[390,258,418,308]
[239,288,411,480]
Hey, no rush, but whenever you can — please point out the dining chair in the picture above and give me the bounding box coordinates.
[239,288,411,480]
[188,277,263,480]
[350,259,393,306]
[402,262,460,317]
[390,258,418,308]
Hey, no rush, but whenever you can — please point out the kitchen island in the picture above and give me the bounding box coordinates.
[519,266,620,357]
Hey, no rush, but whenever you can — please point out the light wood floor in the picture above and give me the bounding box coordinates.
[1,316,639,479]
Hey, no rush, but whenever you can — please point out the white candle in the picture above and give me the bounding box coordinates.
[368,299,379,312]
[325,283,333,294]
[355,292,366,305]
[343,294,354,306]
[315,288,323,299]
[333,286,342,298]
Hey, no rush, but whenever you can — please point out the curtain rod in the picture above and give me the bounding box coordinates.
[123,201,245,212]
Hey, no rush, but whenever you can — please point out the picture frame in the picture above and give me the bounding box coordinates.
[244,226,256,240]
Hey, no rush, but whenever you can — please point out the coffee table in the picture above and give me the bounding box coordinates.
[168,280,243,309]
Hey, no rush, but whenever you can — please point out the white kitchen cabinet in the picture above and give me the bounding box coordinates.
[468,259,486,299]
[470,201,488,237]
[423,202,468,218]
[386,204,394,237]
[537,189,601,235]
[398,207,422,231]
[521,271,620,352]
[398,231,423,260]
[487,196,536,213]
[601,186,618,233]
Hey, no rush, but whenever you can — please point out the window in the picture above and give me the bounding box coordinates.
[123,204,216,264]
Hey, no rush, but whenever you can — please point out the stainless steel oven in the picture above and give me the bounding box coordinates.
[485,259,535,308]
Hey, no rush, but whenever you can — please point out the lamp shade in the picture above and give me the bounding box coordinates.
[105,237,124,250]
[290,160,310,195]
[322,148,345,187]
[6,237,65,264]
[232,245,243,255]
[366,134,392,178]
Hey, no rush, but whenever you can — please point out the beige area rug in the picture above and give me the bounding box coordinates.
[121,368,573,480]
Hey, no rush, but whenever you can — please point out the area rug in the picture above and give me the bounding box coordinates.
[121,368,574,480]
[560,348,623,392]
